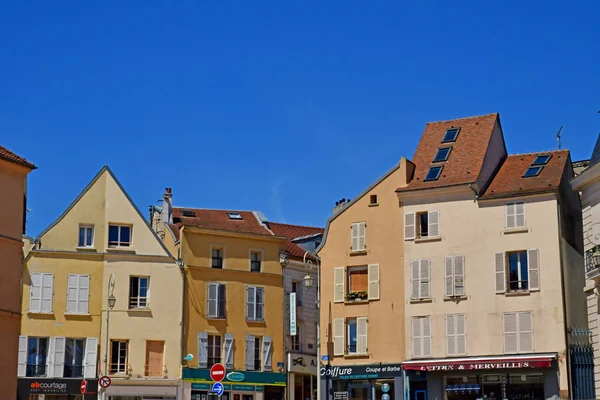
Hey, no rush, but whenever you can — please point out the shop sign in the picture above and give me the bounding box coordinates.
[403,359,553,372]
[288,352,318,374]
[290,292,297,336]
[320,363,403,380]
[334,392,349,400]
[17,378,99,397]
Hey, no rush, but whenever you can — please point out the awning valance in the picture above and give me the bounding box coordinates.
[402,353,557,372]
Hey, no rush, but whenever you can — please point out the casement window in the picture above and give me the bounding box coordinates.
[334,264,380,303]
[292,281,303,307]
[245,335,269,371]
[446,314,466,356]
[110,340,128,374]
[412,316,432,358]
[347,318,357,354]
[506,202,526,229]
[64,338,85,378]
[211,247,224,269]
[108,224,132,247]
[503,312,533,353]
[404,211,440,240]
[207,335,222,366]
[199,334,233,370]
[129,276,150,309]
[67,274,90,314]
[246,286,264,321]
[350,222,366,252]
[347,266,368,299]
[444,256,465,297]
[291,325,302,352]
[19,336,95,379]
[145,340,165,377]
[207,283,226,319]
[250,250,262,272]
[25,337,49,377]
[410,259,430,300]
[495,250,540,293]
[29,272,54,313]
[78,225,94,247]
[333,317,367,356]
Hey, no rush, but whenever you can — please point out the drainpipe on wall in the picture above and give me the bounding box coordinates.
[177,246,186,400]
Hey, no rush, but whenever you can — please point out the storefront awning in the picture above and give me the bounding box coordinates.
[402,353,557,372]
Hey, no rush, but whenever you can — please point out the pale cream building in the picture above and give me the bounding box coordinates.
[398,114,587,400]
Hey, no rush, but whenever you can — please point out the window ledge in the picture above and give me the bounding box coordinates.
[64,312,91,316]
[207,317,227,321]
[27,311,53,315]
[127,308,152,313]
[503,227,529,235]
[414,236,442,243]
[344,353,369,359]
[410,298,433,304]
[106,247,135,253]
[349,250,367,256]
[76,246,97,252]
[443,295,467,302]
[503,291,531,297]
[345,299,369,305]
[368,203,379,207]
[246,319,266,323]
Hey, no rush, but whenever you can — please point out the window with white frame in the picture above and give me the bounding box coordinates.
[110,340,128,374]
[212,247,224,269]
[503,312,533,353]
[506,202,526,229]
[208,335,222,366]
[446,314,466,356]
[29,272,54,313]
[404,211,440,240]
[444,256,465,297]
[412,316,432,358]
[66,274,90,314]
[78,225,94,247]
[347,318,357,354]
[246,286,264,321]
[350,222,366,252]
[108,224,132,247]
[291,325,301,352]
[410,259,430,299]
[26,337,49,377]
[495,250,540,293]
[250,251,262,272]
[129,276,149,309]
[207,283,226,319]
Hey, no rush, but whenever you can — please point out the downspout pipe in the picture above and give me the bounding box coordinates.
[177,244,186,399]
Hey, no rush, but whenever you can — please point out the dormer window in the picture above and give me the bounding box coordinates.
[227,213,242,220]
[523,166,543,178]
[442,128,460,143]
[532,155,551,166]
[424,166,443,181]
[433,147,451,162]
[181,210,196,217]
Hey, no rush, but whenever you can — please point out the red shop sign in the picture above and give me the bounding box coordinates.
[403,358,553,372]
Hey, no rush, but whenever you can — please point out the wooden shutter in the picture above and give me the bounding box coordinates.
[528,249,540,291]
[146,341,164,377]
[506,203,516,229]
[67,274,78,314]
[78,275,90,314]
[18,336,27,377]
[495,253,506,293]
[52,337,66,378]
[29,273,41,312]
[419,259,430,299]
[454,255,465,296]
[334,267,345,303]
[207,283,218,318]
[245,335,255,370]
[456,314,466,355]
[428,210,440,237]
[198,332,208,368]
[357,317,368,354]
[246,286,256,320]
[41,273,54,312]
[224,334,234,369]
[516,202,526,228]
[518,312,533,352]
[47,337,55,377]
[358,222,366,251]
[333,318,344,356]
[412,318,422,357]
[351,223,359,251]
[503,313,518,353]
[368,264,380,300]
[446,315,456,355]
[411,260,420,299]
[404,212,416,240]
[422,316,432,357]
[444,257,454,297]
[262,336,272,371]
[83,337,98,379]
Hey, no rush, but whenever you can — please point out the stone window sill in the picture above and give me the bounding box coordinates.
[503,227,529,235]
[28,311,53,315]
[443,295,467,301]
[349,250,367,256]
[410,298,433,304]
[344,353,368,359]
[414,236,442,243]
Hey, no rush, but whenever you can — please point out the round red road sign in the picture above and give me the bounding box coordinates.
[99,375,112,388]
[210,363,226,382]
[80,380,87,394]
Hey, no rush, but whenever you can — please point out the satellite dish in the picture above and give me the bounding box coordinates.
[184,354,194,361]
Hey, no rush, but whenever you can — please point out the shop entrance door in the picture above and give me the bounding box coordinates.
[348,383,371,400]
[414,389,426,400]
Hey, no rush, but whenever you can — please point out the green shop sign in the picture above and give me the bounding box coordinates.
[184,368,286,387]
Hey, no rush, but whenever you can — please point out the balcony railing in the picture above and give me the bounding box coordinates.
[64,365,84,378]
[129,297,150,309]
[109,363,132,376]
[145,364,168,377]
[26,364,46,377]
[586,248,600,279]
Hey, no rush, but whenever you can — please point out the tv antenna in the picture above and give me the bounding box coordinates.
[556,126,563,150]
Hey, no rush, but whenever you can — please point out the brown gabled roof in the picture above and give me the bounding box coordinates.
[168,207,274,240]
[267,222,324,259]
[0,145,36,169]
[397,113,498,192]
[479,150,569,199]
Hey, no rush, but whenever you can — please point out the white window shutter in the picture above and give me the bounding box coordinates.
[412,318,422,358]
[456,314,466,355]
[262,336,272,371]
[67,274,78,314]
[503,313,518,353]
[83,337,98,379]
[428,210,440,237]
[446,315,456,355]
[198,332,208,368]
[454,255,465,296]
[506,203,516,229]
[404,212,416,240]
[52,337,66,378]
[41,273,54,313]
[333,318,344,356]
[444,257,454,297]
[333,267,345,303]
[224,334,234,369]
[516,202,526,228]
[495,253,506,293]
[519,312,533,353]
[367,264,380,300]
[255,287,264,321]
[47,336,56,378]
[207,283,217,318]
[357,317,368,354]
[411,260,420,299]
[245,335,255,370]
[350,223,358,251]
[358,222,366,251]
[422,316,432,357]
[528,249,540,291]
[79,275,90,314]
[420,259,430,299]
[246,286,256,320]
[18,336,28,377]
[29,273,42,312]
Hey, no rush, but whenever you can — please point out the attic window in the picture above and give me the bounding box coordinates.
[433,147,451,162]
[181,210,196,217]
[227,212,242,220]
[532,155,551,166]
[442,128,460,143]
[424,166,443,181]
[523,166,543,178]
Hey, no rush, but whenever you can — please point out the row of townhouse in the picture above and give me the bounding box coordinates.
[317,113,589,400]
[11,164,323,400]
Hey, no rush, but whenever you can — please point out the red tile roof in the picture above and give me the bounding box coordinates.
[397,113,499,192]
[267,222,324,259]
[168,208,274,240]
[0,145,36,169]
[480,150,569,199]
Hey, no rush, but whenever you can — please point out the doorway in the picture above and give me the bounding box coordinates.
[414,389,426,400]
[348,383,371,400]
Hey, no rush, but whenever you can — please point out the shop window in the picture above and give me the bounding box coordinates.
[507,374,544,399]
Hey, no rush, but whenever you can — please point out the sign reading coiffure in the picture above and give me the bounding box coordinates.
[18,378,98,399]
[320,364,403,380]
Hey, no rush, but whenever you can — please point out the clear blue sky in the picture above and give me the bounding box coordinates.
[2,1,600,236]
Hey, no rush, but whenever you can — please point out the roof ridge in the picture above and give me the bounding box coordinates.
[268,221,324,230]
[425,113,498,125]
[508,149,569,157]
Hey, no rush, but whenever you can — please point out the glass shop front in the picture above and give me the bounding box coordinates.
[320,363,403,400]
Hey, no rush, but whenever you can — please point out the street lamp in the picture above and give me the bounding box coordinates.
[108,294,116,310]
[303,252,320,400]
[303,274,315,289]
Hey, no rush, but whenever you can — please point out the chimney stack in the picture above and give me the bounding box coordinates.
[332,198,351,215]
[162,188,173,225]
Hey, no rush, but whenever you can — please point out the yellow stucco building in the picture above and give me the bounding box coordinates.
[151,189,287,400]
[20,166,182,400]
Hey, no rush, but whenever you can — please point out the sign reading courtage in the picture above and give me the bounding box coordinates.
[17,378,99,399]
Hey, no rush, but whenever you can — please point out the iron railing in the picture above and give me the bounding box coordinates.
[64,365,84,378]
[26,364,46,377]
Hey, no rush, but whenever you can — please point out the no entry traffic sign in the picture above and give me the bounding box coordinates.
[99,375,112,388]
[80,380,87,394]
[210,363,226,382]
